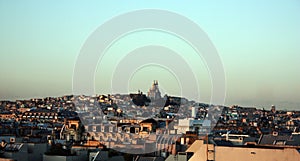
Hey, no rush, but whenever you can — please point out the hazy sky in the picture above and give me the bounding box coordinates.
[0,1,299,109]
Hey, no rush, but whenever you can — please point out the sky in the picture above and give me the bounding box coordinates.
[0,1,299,110]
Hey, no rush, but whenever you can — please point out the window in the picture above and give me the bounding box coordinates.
[274,140,286,145]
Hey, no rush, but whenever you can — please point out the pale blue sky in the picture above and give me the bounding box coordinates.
[0,1,299,109]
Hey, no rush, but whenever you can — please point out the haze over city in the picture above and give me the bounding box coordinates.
[2,2,300,161]
[0,1,300,110]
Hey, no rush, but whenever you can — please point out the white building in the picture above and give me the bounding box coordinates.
[191,107,197,118]
[176,118,211,135]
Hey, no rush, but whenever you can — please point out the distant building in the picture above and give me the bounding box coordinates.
[147,80,161,101]
[61,118,82,142]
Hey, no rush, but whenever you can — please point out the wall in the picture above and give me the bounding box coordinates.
[43,155,67,161]
[28,143,48,161]
[0,159,14,161]
[216,146,300,161]
[186,140,300,161]
[43,154,86,161]
[2,143,48,161]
